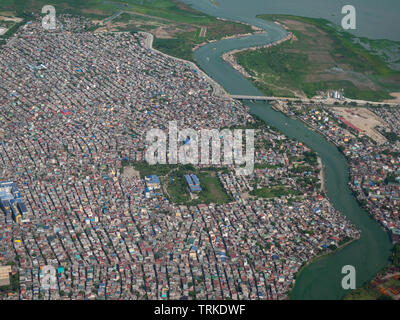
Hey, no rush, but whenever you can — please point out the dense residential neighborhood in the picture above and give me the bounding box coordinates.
[280,103,400,242]
[0,16,362,300]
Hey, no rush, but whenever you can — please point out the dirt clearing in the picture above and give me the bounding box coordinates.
[332,107,388,144]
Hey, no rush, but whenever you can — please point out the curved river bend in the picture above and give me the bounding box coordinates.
[181,1,393,299]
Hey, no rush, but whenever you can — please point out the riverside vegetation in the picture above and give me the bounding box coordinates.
[234,14,400,102]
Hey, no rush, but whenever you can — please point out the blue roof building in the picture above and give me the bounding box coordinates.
[145,175,160,193]
[191,174,200,185]
[146,175,160,184]
[0,181,27,223]
[184,174,202,192]
[190,185,202,192]
[184,174,193,185]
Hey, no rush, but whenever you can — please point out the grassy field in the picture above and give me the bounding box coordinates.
[130,162,178,178]
[234,14,400,102]
[0,0,253,61]
[250,185,300,199]
[130,162,231,205]
[167,167,231,205]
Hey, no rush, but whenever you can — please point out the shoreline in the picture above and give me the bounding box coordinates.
[317,156,326,193]
[192,29,266,52]
[192,20,265,51]
[221,26,294,80]
[219,17,400,106]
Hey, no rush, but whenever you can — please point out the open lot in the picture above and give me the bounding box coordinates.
[332,107,388,144]
[0,14,23,38]
[96,11,198,38]
[385,92,400,103]
[0,15,22,22]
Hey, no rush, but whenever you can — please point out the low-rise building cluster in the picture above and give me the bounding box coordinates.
[283,103,400,242]
[0,16,359,300]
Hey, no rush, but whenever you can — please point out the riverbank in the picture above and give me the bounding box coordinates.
[221,28,293,80]
[142,23,364,299]
[140,31,229,98]
[272,103,398,239]
[191,14,392,299]
[175,0,394,300]
[193,54,392,301]
[317,156,326,193]
[231,14,400,101]
[193,20,264,51]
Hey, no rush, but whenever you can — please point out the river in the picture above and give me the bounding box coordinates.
[180,0,394,299]
[182,0,400,41]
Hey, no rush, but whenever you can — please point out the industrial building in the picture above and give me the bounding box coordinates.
[0,181,27,224]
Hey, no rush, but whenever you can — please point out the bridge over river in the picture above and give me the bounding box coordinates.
[230,95,399,107]
[230,95,302,102]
